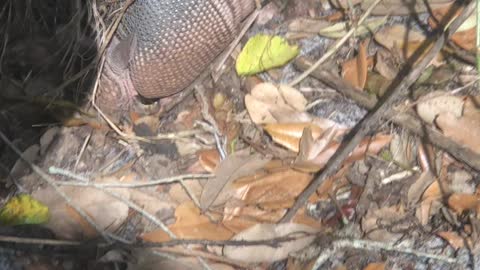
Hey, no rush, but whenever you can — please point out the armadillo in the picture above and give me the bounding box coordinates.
[96,0,256,112]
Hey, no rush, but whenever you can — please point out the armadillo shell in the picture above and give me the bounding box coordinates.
[118,0,255,99]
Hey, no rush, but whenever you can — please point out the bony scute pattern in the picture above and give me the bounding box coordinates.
[116,0,255,99]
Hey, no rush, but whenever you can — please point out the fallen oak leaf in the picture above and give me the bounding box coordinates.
[200,150,271,211]
[310,134,392,169]
[32,178,130,240]
[141,202,233,242]
[416,91,464,124]
[198,149,221,173]
[342,39,372,90]
[364,262,386,270]
[264,122,345,153]
[297,126,338,162]
[245,83,307,124]
[448,193,480,213]
[429,4,476,51]
[435,98,480,154]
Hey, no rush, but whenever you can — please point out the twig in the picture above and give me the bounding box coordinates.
[212,9,260,80]
[294,57,480,171]
[288,0,383,87]
[48,166,214,269]
[281,1,476,222]
[195,85,227,159]
[73,130,92,172]
[0,131,126,244]
[98,188,176,239]
[0,235,82,246]
[49,168,213,188]
[311,238,458,269]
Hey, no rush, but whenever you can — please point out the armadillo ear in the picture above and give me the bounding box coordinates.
[107,34,137,74]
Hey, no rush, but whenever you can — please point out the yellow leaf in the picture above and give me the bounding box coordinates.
[236,34,299,76]
[0,194,49,225]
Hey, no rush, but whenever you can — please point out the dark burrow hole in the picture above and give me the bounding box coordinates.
[0,0,100,179]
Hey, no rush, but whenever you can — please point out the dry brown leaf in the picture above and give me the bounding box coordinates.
[168,181,204,204]
[245,82,307,124]
[129,189,177,227]
[130,250,236,270]
[437,231,466,250]
[292,208,323,230]
[223,223,318,263]
[332,0,453,15]
[198,149,221,173]
[416,91,464,124]
[389,133,414,167]
[374,25,443,64]
[364,262,386,270]
[429,5,476,51]
[362,205,405,242]
[278,85,308,111]
[311,134,392,168]
[286,18,331,39]
[448,193,480,213]
[407,171,435,207]
[375,25,425,51]
[200,151,271,210]
[449,27,475,51]
[342,39,371,90]
[223,205,286,233]
[375,49,399,80]
[296,127,315,163]
[264,123,327,152]
[32,178,130,240]
[416,180,442,225]
[295,127,339,173]
[221,167,314,230]
[436,102,480,154]
[361,0,453,15]
[141,202,233,242]
[231,168,313,209]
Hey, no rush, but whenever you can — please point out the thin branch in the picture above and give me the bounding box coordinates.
[0,131,127,244]
[311,239,457,269]
[281,1,476,222]
[288,0,384,87]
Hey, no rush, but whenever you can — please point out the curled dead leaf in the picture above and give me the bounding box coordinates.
[342,39,372,90]
[200,151,271,210]
[245,83,307,124]
[448,193,480,213]
[141,202,233,242]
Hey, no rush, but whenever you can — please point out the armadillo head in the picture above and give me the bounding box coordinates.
[95,35,138,114]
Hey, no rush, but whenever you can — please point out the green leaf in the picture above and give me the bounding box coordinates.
[236,34,299,76]
[0,194,49,225]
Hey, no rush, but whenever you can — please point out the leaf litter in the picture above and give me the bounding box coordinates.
[1,0,480,269]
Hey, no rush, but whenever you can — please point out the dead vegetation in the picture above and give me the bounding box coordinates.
[1,0,480,269]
